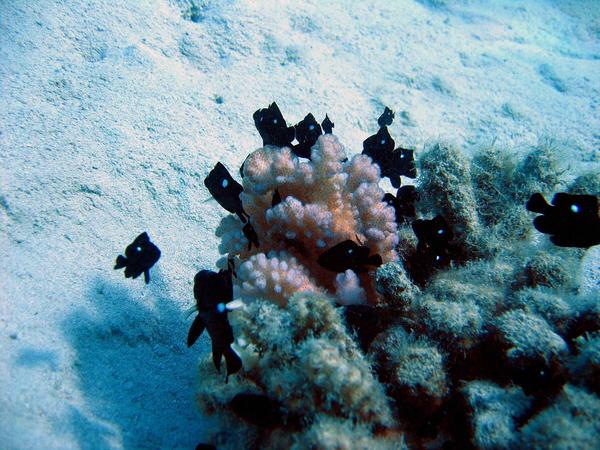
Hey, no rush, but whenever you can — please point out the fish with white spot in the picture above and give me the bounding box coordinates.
[114,232,161,284]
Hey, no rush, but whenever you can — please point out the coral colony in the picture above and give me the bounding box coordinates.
[119,104,600,449]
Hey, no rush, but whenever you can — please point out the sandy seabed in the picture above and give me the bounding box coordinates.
[1,1,598,448]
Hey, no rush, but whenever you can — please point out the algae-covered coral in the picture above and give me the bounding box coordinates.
[194,105,599,449]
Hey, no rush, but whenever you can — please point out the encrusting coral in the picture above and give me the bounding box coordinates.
[193,104,599,449]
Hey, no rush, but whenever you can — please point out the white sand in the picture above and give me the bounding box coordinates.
[1,0,598,448]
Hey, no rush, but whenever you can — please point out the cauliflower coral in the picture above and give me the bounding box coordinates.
[216,133,399,306]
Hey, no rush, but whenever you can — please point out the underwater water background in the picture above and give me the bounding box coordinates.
[0,0,599,449]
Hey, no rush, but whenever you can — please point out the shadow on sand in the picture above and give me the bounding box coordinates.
[63,271,213,449]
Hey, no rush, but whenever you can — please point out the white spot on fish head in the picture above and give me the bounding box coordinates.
[136,246,142,252]
[221,179,229,188]
[217,303,226,313]
[571,204,579,213]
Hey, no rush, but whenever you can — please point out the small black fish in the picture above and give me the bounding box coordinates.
[526,192,600,248]
[187,268,243,381]
[341,304,386,352]
[293,113,322,159]
[383,185,420,225]
[272,189,282,207]
[363,108,417,188]
[242,221,260,250]
[114,232,161,284]
[195,445,216,450]
[253,102,295,148]
[322,114,334,134]
[404,216,456,286]
[317,239,382,273]
[204,162,249,223]
[377,106,395,128]
[412,215,453,254]
[230,393,284,428]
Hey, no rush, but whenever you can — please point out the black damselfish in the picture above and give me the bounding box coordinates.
[405,215,456,286]
[362,107,417,188]
[229,393,284,428]
[204,162,249,223]
[377,106,395,128]
[317,239,383,273]
[187,268,242,381]
[526,192,600,248]
[254,103,334,160]
[114,232,161,284]
[293,113,322,159]
[413,215,454,255]
[253,102,295,148]
[341,304,387,352]
[383,185,420,225]
[242,221,260,250]
[322,114,334,134]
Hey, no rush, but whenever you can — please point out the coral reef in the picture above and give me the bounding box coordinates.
[194,106,599,449]
[196,292,397,448]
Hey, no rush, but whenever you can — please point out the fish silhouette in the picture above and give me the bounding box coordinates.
[293,113,322,159]
[204,162,249,222]
[114,232,161,284]
[527,192,600,248]
[253,102,295,148]
[322,114,334,134]
[383,185,420,225]
[187,268,243,381]
[317,239,382,273]
[362,107,417,188]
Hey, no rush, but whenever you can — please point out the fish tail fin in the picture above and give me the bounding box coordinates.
[526,193,551,213]
[114,255,127,269]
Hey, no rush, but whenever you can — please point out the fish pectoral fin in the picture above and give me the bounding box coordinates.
[187,315,206,347]
[225,300,244,311]
[114,255,127,269]
[144,270,150,284]
[224,346,243,376]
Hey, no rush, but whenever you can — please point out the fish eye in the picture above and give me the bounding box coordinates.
[309,124,315,131]
[570,204,580,213]
[400,153,404,158]
[273,118,278,124]
[221,179,229,188]
[136,246,142,252]
[348,248,353,254]
[437,229,444,235]
[217,303,226,313]
[380,139,386,145]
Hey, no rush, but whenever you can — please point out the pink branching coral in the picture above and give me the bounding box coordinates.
[216,133,399,305]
